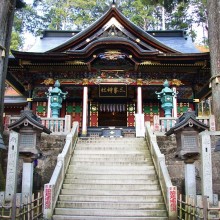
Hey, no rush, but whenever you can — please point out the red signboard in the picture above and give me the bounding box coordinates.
[169,187,177,212]
[44,185,52,209]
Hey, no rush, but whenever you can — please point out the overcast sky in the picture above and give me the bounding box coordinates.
[24,0,33,4]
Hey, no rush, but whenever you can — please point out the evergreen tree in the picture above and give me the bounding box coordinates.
[0,0,25,191]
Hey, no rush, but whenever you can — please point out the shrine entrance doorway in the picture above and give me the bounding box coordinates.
[98,103,127,127]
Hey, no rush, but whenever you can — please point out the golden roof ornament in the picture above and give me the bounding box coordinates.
[41,78,55,85]
[171,79,183,86]
[82,78,89,85]
[137,78,143,86]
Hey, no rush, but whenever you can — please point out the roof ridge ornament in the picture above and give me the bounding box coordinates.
[112,0,116,7]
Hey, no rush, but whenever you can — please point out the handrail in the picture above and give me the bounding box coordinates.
[145,121,177,219]
[43,121,79,219]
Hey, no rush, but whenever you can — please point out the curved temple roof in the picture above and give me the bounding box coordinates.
[7,3,210,98]
[28,30,199,54]
[14,3,201,59]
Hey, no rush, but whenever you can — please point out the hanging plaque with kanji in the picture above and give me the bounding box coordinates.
[99,84,127,97]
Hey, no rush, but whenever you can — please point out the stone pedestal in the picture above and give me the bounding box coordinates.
[135,114,145,137]
[185,163,196,196]
[5,132,19,201]
[200,132,213,203]
[22,161,34,201]
[101,128,122,137]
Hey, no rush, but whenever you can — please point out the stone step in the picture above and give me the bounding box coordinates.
[68,165,154,171]
[53,216,168,220]
[76,142,146,145]
[67,168,156,175]
[53,137,167,219]
[60,189,161,196]
[65,173,157,180]
[62,183,160,191]
[77,138,145,143]
[72,154,151,160]
[54,208,167,217]
[76,143,148,146]
[77,140,146,144]
[70,161,153,166]
[77,139,146,143]
[73,150,149,155]
[56,201,166,210]
[75,146,148,150]
[58,195,164,203]
[64,178,159,185]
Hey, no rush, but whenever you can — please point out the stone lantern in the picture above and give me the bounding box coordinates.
[165,110,208,161]
[46,80,68,118]
[156,80,176,117]
[165,110,208,196]
[6,109,51,201]
[8,109,51,158]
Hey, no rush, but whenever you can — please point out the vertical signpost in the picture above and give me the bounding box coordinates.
[5,132,19,201]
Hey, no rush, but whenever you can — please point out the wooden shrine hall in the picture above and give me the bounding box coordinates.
[5,3,212,135]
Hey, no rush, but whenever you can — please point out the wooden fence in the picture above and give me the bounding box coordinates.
[178,194,220,220]
[0,192,43,219]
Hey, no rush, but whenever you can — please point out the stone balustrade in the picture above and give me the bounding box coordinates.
[4,115,72,134]
[153,115,216,133]
[145,122,177,220]
[43,122,79,219]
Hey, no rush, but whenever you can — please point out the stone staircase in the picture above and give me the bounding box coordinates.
[52,137,168,220]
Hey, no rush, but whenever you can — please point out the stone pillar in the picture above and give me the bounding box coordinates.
[82,86,88,136]
[185,163,196,196]
[47,87,52,118]
[5,132,19,201]
[135,82,145,137]
[200,132,213,203]
[21,160,34,201]
[172,87,177,118]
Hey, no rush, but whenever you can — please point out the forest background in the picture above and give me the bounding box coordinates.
[12,0,208,52]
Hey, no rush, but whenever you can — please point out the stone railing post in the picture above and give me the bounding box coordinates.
[145,122,177,219]
[64,115,71,133]
[209,115,216,131]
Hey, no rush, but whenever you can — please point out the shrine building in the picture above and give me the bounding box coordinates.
[5,3,212,135]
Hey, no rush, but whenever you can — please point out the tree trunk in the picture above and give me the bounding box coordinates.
[0,0,16,190]
[0,0,16,133]
[207,0,220,130]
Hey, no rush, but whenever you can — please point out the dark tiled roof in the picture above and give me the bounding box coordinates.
[4,96,27,104]
[154,36,199,53]
[165,111,209,136]
[28,29,200,54]
[28,36,71,52]
[8,109,51,134]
